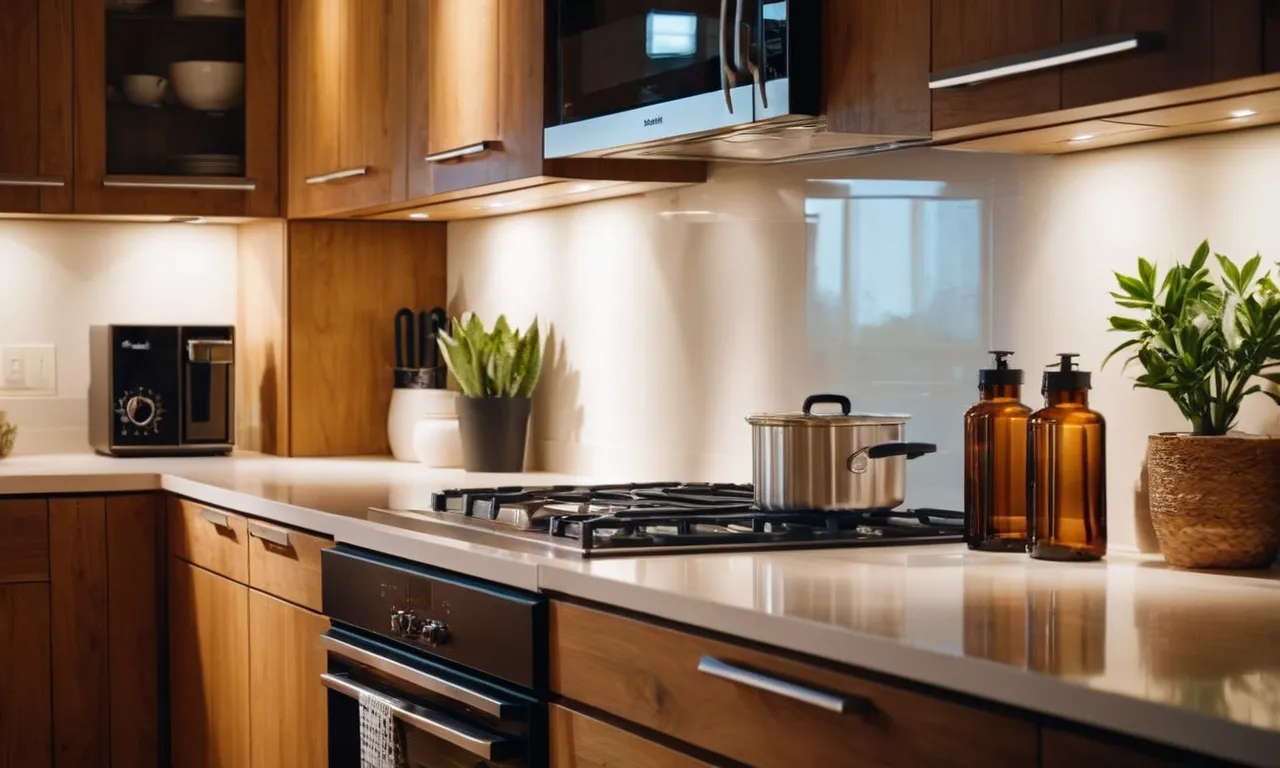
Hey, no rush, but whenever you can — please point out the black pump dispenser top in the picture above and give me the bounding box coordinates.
[979,350,1023,387]
[1042,353,1092,392]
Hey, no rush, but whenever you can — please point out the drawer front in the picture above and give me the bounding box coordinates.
[247,520,331,612]
[550,602,1037,768]
[168,497,249,583]
[0,499,49,583]
[550,704,708,768]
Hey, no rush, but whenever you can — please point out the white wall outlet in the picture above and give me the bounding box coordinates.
[0,345,56,396]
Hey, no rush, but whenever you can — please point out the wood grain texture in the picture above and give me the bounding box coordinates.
[168,496,249,583]
[823,0,931,136]
[405,0,434,199]
[106,494,163,768]
[39,0,74,213]
[236,220,290,455]
[1040,725,1228,767]
[930,0,1062,131]
[49,496,109,768]
[0,498,49,583]
[73,0,280,216]
[1268,1,1280,72]
[1213,1,1265,82]
[1061,0,1217,109]
[367,178,698,221]
[550,601,1037,768]
[169,558,251,768]
[284,0,345,217]
[0,583,52,768]
[338,0,408,212]
[248,591,329,768]
[287,220,447,456]
[427,0,500,155]
[247,521,332,612]
[550,705,709,768]
[0,0,42,214]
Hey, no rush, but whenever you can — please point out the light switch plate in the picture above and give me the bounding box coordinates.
[0,345,56,396]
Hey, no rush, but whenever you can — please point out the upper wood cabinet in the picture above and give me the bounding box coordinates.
[71,0,279,217]
[285,0,407,217]
[0,0,72,215]
[425,0,500,160]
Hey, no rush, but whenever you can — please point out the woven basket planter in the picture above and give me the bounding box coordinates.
[1147,433,1280,569]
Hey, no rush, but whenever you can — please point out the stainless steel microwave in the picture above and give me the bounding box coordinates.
[544,0,828,162]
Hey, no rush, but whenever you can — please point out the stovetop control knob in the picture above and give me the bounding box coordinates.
[419,619,449,647]
[390,609,414,636]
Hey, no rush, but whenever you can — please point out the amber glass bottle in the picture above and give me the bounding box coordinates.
[1028,354,1107,561]
[964,351,1031,551]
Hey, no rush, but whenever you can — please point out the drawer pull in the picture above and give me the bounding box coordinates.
[199,507,231,529]
[697,656,869,715]
[0,173,65,188]
[247,521,290,548]
[305,166,369,184]
[424,141,498,164]
[929,32,1154,90]
[102,175,257,190]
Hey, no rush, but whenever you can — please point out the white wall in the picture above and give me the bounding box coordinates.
[0,221,237,453]
[449,124,1280,552]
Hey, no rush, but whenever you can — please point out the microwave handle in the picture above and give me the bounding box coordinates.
[735,0,766,109]
[719,0,739,112]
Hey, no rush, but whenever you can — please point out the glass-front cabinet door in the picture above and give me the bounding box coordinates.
[73,0,279,216]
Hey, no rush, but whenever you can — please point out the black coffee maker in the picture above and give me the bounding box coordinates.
[89,325,235,456]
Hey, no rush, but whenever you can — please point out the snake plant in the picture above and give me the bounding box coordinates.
[1103,240,1280,435]
[436,314,542,398]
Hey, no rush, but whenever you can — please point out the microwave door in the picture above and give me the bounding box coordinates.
[545,0,755,158]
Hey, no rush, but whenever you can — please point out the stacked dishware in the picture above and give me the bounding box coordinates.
[387,307,458,465]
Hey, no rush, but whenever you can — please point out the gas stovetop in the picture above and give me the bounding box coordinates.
[372,483,963,558]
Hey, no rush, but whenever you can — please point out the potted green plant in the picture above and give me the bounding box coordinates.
[0,411,15,460]
[437,314,542,472]
[1104,240,1280,569]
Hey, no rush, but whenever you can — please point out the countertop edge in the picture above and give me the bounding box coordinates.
[537,566,1280,767]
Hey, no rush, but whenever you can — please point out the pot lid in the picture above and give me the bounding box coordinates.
[745,394,909,427]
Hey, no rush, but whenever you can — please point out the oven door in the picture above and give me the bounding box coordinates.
[544,0,755,158]
[322,627,539,767]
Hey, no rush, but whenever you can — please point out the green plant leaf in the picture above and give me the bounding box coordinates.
[1108,316,1146,333]
[1101,337,1141,369]
[1189,240,1210,273]
[1218,253,1242,293]
[1239,254,1262,291]
[1114,273,1149,300]
[1138,258,1156,293]
[437,328,483,397]
[515,319,542,398]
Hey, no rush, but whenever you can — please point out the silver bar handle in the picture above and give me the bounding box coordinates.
[304,167,369,184]
[697,656,870,715]
[188,339,234,364]
[929,32,1150,90]
[199,507,231,529]
[719,0,737,112]
[423,141,498,164]
[247,521,291,548]
[0,174,66,188]
[102,175,257,191]
[735,0,766,109]
[320,635,511,717]
[320,673,511,760]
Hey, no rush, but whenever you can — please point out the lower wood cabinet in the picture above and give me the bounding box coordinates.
[0,582,52,768]
[169,558,252,768]
[550,704,708,768]
[248,590,329,768]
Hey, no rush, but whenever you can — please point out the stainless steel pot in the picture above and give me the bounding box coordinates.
[746,394,936,511]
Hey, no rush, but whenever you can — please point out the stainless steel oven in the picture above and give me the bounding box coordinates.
[321,547,545,767]
[544,0,821,160]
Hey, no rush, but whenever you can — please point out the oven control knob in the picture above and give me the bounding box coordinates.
[125,394,157,427]
[419,619,449,647]
[390,609,414,636]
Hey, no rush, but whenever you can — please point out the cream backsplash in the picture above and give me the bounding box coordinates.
[449,124,1280,552]
[0,220,237,454]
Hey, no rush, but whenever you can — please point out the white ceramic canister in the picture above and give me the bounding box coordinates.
[388,388,457,462]
[411,415,462,468]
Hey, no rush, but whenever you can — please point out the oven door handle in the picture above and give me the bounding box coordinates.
[320,634,518,719]
[321,673,518,761]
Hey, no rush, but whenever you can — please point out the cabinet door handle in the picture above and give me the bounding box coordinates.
[719,0,738,112]
[320,673,516,761]
[423,141,499,164]
[929,32,1154,90]
[247,521,290,548]
[102,175,257,191]
[0,173,66,188]
[733,0,767,109]
[199,507,231,529]
[304,167,369,184]
[696,656,870,715]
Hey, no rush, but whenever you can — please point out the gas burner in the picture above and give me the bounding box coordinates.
[411,483,964,557]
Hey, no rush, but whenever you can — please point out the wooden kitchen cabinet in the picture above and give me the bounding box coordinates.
[1039,725,1228,767]
[550,705,710,768]
[930,0,1064,131]
[285,0,407,217]
[248,590,329,768]
[169,557,251,768]
[0,0,73,215]
[71,0,280,216]
[0,583,52,768]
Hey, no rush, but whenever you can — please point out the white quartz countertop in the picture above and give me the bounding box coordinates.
[4,453,1279,765]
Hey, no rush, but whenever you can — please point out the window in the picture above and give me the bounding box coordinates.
[646,11,697,58]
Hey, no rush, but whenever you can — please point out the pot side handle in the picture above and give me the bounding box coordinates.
[865,442,937,460]
[803,394,852,415]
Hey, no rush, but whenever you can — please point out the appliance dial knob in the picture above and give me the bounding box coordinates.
[389,609,413,636]
[125,394,157,427]
[419,619,449,647]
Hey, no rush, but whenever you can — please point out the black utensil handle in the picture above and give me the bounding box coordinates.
[864,442,937,460]
[418,311,431,371]
[802,394,851,415]
[394,308,416,369]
